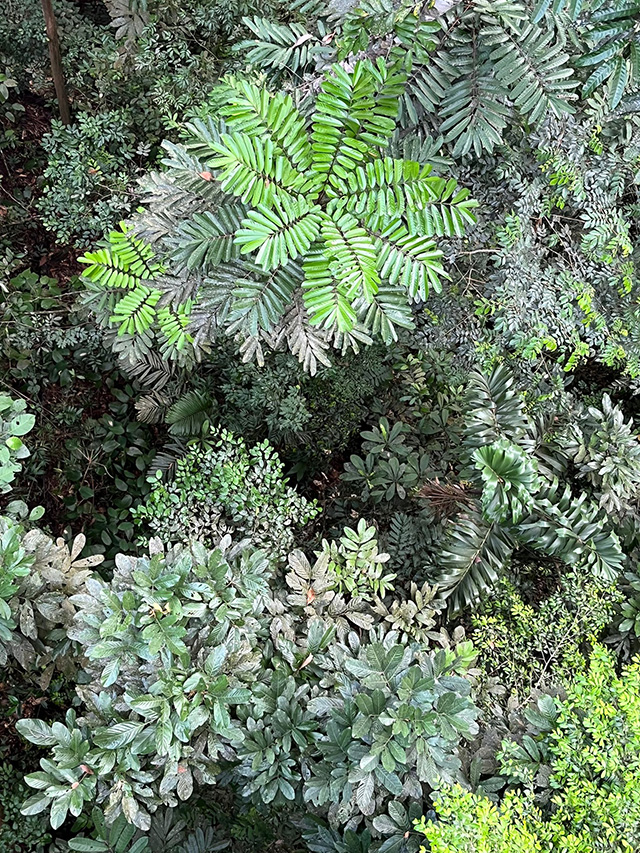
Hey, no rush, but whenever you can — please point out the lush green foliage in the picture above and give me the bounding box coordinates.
[80,61,477,371]
[13,526,479,836]
[5,0,640,850]
[0,759,53,852]
[418,647,640,852]
[37,113,137,246]
[134,431,319,558]
[0,395,35,492]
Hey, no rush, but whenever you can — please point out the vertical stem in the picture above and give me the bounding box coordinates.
[40,0,71,125]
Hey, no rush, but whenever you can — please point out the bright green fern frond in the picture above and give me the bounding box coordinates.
[235,198,323,270]
[374,218,446,300]
[217,77,313,169]
[327,157,430,218]
[157,302,193,356]
[109,286,162,336]
[327,158,478,232]
[321,214,380,302]
[79,222,163,291]
[404,185,479,237]
[207,134,303,205]
[303,251,358,333]
[311,61,400,185]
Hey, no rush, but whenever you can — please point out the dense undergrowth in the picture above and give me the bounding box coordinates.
[3,1,640,851]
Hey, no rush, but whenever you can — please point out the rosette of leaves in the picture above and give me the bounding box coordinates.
[304,637,479,826]
[563,393,640,516]
[0,395,35,492]
[81,60,477,372]
[342,417,431,504]
[322,520,396,600]
[372,581,441,645]
[18,538,273,831]
[276,546,376,642]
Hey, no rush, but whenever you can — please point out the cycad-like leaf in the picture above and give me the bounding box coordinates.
[436,512,514,613]
[268,298,332,374]
[303,252,358,333]
[355,285,415,344]
[208,134,303,205]
[522,482,624,581]
[439,72,511,158]
[171,205,246,272]
[109,286,162,336]
[233,16,327,78]
[575,1,640,105]
[374,218,445,300]
[483,19,578,123]
[227,264,301,335]
[311,61,400,185]
[235,198,323,270]
[321,214,380,302]
[473,439,540,523]
[166,390,214,437]
[217,76,313,169]
[464,366,529,451]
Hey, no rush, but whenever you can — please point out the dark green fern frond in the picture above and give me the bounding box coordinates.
[233,16,329,78]
[464,365,529,451]
[436,512,515,614]
[522,481,625,581]
[166,390,215,437]
[170,206,247,272]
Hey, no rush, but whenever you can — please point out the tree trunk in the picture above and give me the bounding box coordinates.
[40,0,71,125]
